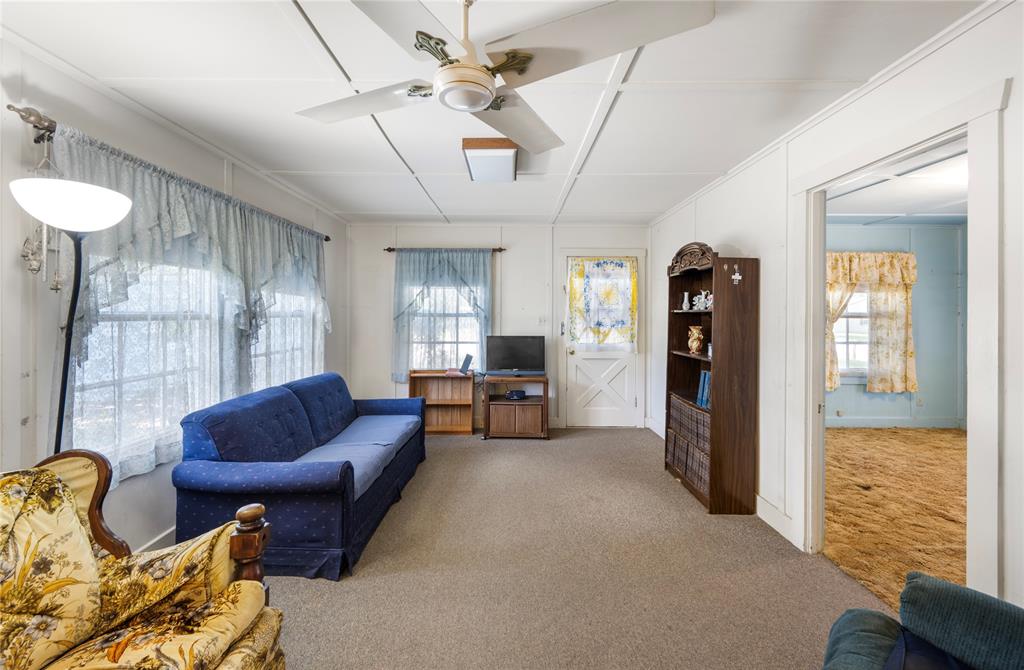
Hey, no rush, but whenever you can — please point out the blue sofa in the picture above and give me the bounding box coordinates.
[172,372,425,579]
[824,572,1024,670]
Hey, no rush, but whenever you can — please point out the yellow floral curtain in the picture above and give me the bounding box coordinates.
[567,256,638,349]
[825,282,858,391]
[826,252,919,393]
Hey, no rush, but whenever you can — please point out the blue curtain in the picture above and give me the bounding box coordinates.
[392,249,492,383]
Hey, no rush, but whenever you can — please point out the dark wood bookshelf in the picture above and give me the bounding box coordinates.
[664,242,759,514]
[671,350,711,362]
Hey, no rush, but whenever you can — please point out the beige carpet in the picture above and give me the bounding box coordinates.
[269,429,885,669]
[824,428,966,611]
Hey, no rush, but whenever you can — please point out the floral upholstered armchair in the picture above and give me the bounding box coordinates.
[0,450,284,670]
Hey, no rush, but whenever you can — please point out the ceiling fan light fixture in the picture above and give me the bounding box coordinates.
[433,63,496,112]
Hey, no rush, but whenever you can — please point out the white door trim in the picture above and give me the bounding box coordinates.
[556,247,647,428]
[799,79,1010,597]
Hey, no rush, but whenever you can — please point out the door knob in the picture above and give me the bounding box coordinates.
[568,348,576,355]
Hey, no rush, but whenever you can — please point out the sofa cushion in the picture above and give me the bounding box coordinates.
[181,386,316,462]
[824,608,901,670]
[883,628,972,670]
[284,372,357,445]
[324,414,422,449]
[900,572,1024,670]
[295,443,396,499]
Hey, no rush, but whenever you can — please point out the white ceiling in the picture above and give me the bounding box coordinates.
[2,0,978,225]
[827,138,968,226]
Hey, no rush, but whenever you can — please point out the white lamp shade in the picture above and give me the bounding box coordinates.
[9,178,132,232]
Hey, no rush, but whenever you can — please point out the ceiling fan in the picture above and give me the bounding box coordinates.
[298,0,715,155]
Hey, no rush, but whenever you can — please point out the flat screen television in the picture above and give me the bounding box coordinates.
[486,336,545,373]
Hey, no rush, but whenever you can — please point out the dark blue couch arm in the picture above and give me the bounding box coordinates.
[355,397,425,418]
[172,460,352,495]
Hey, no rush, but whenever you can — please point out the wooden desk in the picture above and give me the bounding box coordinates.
[482,375,549,439]
[408,370,474,435]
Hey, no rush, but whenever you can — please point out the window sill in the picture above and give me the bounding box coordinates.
[839,373,867,386]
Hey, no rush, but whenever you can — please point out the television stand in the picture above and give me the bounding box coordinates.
[482,374,548,439]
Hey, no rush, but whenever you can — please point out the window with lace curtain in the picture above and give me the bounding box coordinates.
[251,290,324,390]
[408,285,481,371]
[53,124,330,486]
[72,263,224,483]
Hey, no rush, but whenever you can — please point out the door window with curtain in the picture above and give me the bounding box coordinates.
[392,248,492,383]
[566,256,639,349]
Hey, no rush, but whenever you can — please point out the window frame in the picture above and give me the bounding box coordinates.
[408,285,482,371]
[250,292,320,391]
[72,273,215,456]
[834,289,870,383]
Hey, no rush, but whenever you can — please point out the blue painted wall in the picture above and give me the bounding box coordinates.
[825,223,966,428]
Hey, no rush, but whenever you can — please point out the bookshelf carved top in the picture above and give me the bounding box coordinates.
[668,242,715,275]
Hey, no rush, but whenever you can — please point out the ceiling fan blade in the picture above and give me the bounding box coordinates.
[297,80,432,123]
[472,87,563,155]
[352,0,464,61]
[485,1,715,87]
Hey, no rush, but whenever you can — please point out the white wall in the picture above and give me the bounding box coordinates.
[0,39,349,549]
[345,223,648,427]
[646,2,1022,604]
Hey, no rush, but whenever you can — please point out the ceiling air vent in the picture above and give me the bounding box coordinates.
[462,138,518,183]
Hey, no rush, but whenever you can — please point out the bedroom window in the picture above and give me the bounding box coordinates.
[833,290,869,376]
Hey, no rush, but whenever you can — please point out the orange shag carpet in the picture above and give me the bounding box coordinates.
[824,428,966,610]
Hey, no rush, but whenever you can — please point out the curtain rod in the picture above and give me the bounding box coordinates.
[7,104,331,242]
[383,247,506,253]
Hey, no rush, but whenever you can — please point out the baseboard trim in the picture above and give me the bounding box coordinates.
[137,526,176,552]
[825,417,966,429]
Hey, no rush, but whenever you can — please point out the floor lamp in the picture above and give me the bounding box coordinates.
[9,177,132,453]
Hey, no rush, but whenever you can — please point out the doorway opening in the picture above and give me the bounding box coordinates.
[560,251,645,428]
[821,136,968,608]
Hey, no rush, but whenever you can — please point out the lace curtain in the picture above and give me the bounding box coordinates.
[392,249,492,383]
[51,125,330,484]
[825,252,918,394]
[566,256,638,350]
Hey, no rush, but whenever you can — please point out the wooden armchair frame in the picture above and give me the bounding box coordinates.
[37,449,271,595]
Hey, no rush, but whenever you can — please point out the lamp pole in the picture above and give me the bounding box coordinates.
[53,231,84,453]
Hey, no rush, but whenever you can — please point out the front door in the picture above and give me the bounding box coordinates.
[561,252,644,427]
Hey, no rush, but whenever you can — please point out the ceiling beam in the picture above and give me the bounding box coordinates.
[290,0,450,222]
[548,48,640,225]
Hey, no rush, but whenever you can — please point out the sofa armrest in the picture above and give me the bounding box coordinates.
[355,397,425,418]
[900,572,1024,670]
[172,460,352,495]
